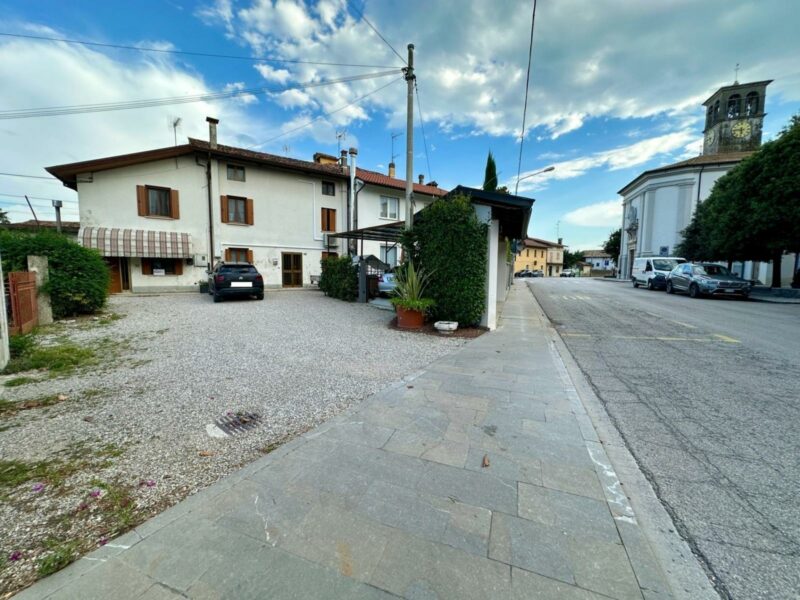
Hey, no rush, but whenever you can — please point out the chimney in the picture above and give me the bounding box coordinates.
[428,180,438,188]
[388,162,396,178]
[206,116,219,149]
[558,237,563,245]
[340,150,348,166]
[418,174,425,185]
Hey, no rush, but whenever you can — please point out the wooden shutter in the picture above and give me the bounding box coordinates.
[141,259,152,275]
[245,198,254,225]
[174,260,183,276]
[220,195,229,223]
[224,248,231,262]
[137,185,147,216]
[330,209,336,232]
[170,189,180,219]
[247,249,254,263]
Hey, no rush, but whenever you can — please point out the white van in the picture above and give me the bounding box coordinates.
[632,256,687,290]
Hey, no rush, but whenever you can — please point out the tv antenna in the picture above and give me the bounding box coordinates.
[391,132,402,164]
[282,144,291,156]
[336,129,348,154]
[734,62,740,84]
[170,117,182,146]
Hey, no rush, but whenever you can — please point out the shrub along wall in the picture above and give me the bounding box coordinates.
[403,194,488,325]
[319,256,357,301]
[0,231,109,318]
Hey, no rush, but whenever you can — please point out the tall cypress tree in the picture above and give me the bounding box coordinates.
[483,151,498,191]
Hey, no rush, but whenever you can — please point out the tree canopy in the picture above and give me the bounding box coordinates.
[483,151,498,191]
[603,229,621,264]
[563,249,584,269]
[676,114,800,287]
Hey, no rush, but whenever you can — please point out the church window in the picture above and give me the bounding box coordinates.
[726,94,741,119]
[713,100,720,122]
[706,106,714,128]
[745,92,759,116]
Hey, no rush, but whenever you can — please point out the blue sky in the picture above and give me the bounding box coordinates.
[1,0,798,250]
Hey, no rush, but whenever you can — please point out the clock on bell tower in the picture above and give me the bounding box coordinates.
[702,79,771,155]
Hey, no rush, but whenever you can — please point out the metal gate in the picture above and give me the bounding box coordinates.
[8,271,38,335]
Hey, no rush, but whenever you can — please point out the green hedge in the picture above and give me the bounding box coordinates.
[402,194,487,325]
[319,256,357,301]
[0,231,109,318]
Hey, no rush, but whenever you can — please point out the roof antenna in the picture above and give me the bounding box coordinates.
[391,132,402,165]
[171,117,182,146]
[336,129,347,155]
[282,144,291,156]
[734,63,740,85]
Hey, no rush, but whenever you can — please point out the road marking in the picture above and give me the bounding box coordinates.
[669,320,697,329]
[562,332,741,343]
[712,333,741,344]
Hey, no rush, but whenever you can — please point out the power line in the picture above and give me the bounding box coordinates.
[0,70,402,120]
[414,80,432,183]
[514,0,538,196]
[0,193,77,204]
[345,1,407,65]
[0,31,402,69]
[254,76,403,147]
[0,171,60,182]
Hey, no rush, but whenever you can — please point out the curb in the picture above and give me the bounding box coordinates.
[523,282,721,600]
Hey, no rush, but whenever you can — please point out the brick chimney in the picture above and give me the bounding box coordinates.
[418,174,425,185]
[388,162,396,178]
[206,116,219,149]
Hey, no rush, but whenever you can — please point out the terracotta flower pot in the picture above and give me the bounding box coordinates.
[396,306,425,329]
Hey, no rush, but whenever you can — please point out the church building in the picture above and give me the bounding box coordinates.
[616,78,795,286]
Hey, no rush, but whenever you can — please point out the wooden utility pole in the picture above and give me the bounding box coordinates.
[404,44,415,229]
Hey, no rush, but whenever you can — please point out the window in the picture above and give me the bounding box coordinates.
[227,165,246,182]
[221,195,253,225]
[726,94,741,119]
[137,185,179,219]
[380,245,398,266]
[526,249,530,257]
[142,258,182,276]
[225,247,252,263]
[713,100,720,122]
[380,196,399,219]
[321,208,336,232]
[745,92,759,116]
[322,181,335,196]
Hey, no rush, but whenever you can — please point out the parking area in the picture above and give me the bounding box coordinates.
[0,290,465,594]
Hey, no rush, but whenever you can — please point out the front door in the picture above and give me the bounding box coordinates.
[105,258,123,294]
[282,253,303,287]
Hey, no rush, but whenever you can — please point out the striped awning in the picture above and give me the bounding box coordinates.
[79,227,192,258]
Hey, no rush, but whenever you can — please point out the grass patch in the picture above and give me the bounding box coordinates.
[37,539,80,576]
[4,342,96,376]
[97,312,123,325]
[4,375,38,387]
[0,394,68,417]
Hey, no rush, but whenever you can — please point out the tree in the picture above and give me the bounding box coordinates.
[602,229,621,264]
[0,208,9,225]
[677,114,800,287]
[563,249,584,269]
[483,151,498,191]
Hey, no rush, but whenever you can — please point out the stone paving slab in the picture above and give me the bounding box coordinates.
[16,283,676,600]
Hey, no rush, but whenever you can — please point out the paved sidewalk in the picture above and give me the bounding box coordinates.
[18,283,675,600]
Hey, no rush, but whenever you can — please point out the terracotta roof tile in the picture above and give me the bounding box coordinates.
[356,168,448,197]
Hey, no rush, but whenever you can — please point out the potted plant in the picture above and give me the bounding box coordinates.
[390,261,435,330]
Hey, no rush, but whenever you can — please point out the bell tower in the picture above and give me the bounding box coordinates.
[702,78,771,155]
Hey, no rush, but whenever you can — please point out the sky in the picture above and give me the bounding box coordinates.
[0,0,798,250]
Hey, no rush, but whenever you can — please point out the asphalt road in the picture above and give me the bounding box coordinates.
[525,277,800,600]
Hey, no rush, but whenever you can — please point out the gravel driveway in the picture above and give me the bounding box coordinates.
[0,290,466,594]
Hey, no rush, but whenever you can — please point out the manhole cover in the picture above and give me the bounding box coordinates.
[214,412,262,435]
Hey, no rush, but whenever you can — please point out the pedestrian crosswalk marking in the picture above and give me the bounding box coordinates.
[561,295,591,300]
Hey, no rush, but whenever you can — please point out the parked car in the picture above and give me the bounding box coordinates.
[665,263,751,299]
[631,256,687,290]
[208,262,264,302]
[378,271,397,295]
[530,269,544,277]
[560,269,575,277]
[515,269,533,278]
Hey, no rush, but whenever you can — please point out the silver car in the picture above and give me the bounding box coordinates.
[378,272,397,296]
[665,263,751,299]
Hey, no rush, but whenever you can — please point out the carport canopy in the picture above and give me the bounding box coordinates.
[327,220,407,243]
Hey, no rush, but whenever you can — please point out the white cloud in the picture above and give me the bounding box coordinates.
[254,63,291,84]
[223,82,259,104]
[562,200,622,227]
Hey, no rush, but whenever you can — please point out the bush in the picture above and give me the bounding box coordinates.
[319,256,357,301]
[0,231,109,318]
[402,194,488,325]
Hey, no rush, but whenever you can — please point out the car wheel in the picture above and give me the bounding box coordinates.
[689,283,701,298]
[646,279,654,290]
[256,294,264,301]
[666,281,674,294]
[213,293,221,303]
[632,279,639,288]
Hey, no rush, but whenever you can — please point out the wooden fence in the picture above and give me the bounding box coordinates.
[8,271,38,335]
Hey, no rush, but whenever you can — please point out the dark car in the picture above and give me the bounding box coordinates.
[665,263,751,299]
[208,262,264,302]
[515,269,535,278]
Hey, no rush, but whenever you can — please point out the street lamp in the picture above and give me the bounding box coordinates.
[517,165,555,184]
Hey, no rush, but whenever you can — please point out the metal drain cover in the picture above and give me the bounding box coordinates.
[214,412,262,435]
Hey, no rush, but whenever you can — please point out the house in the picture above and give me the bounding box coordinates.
[45,117,445,293]
[617,77,798,286]
[582,249,615,271]
[515,237,564,277]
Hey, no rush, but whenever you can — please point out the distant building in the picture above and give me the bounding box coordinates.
[582,249,615,271]
[617,78,796,286]
[3,219,80,238]
[514,237,564,276]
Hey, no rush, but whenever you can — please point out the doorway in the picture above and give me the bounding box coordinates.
[282,253,303,287]
[628,249,635,278]
[104,258,130,294]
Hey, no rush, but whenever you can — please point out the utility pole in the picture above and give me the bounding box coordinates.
[404,44,415,229]
[52,200,63,233]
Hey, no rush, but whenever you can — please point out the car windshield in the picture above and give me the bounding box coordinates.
[219,265,257,274]
[693,265,730,276]
[653,259,679,271]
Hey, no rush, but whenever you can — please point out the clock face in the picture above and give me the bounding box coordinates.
[705,131,715,147]
[732,121,752,138]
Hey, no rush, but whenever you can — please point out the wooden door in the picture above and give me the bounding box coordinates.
[105,258,123,294]
[8,271,38,335]
[282,253,303,287]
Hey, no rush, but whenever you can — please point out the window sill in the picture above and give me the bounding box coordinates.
[223,222,252,227]
[144,215,178,220]
[378,216,399,222]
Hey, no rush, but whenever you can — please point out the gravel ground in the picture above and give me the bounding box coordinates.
[0,290,466,595]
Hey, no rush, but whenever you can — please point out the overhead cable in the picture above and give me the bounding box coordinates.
[514,0,538,196]
[345,1,407,65]
[414,80,433,183]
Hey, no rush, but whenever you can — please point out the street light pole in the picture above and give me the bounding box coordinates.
[516,165,554,186]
